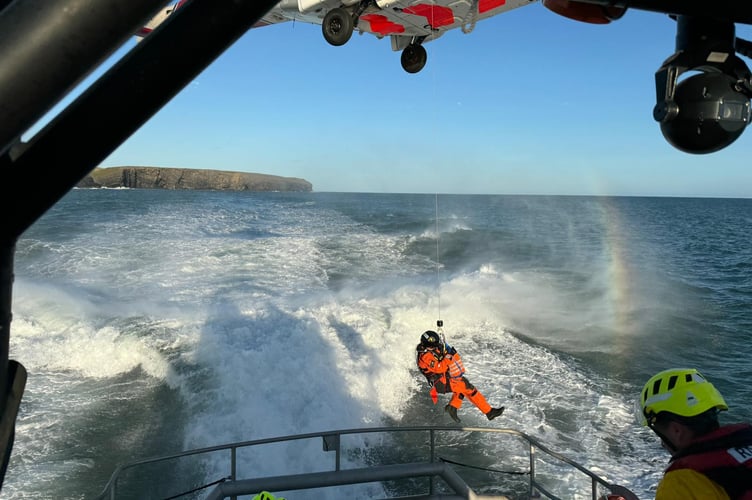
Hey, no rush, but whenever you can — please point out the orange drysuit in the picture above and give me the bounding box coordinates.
[416,344,492,414]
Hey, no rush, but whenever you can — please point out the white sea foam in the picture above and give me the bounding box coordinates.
[13,191,730,500]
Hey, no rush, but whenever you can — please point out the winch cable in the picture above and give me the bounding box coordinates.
[434,193,445,341]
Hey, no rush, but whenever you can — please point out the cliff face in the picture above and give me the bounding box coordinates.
[79,167,312,192]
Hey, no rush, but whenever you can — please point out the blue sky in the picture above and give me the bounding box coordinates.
[39,3,752,196]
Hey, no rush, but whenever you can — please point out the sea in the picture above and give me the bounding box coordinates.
[5,189,752,499]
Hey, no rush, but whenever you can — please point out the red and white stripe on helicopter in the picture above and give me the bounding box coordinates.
[138,0,630,74]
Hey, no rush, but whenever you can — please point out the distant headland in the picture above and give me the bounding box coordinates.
[77,166,312,192]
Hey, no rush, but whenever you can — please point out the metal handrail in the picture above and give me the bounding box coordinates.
[96,426,634,500]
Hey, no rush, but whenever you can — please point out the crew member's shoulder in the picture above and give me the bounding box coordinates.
[656,468,730,500]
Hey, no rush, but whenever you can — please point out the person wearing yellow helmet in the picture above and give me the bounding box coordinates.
[638,368,752,500]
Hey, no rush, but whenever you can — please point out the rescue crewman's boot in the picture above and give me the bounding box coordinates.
[486,407,504,421]
[445,404,460,423]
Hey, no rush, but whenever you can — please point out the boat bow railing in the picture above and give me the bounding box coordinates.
[95,426,638,500]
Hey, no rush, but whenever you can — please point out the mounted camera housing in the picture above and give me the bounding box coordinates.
[654,16,752,154]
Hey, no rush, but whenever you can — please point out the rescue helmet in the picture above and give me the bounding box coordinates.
[420,330,441,348]
[252,492,286,500]
[252,492,279,500]
[639,368,728,427]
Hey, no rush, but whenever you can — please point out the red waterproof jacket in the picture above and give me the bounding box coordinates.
[416,343,466,386]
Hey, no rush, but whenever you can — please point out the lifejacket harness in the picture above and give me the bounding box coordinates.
[667,423,752,500]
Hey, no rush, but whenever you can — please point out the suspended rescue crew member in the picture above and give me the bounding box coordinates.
[416,330,504,423]
[638,367,752,500]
